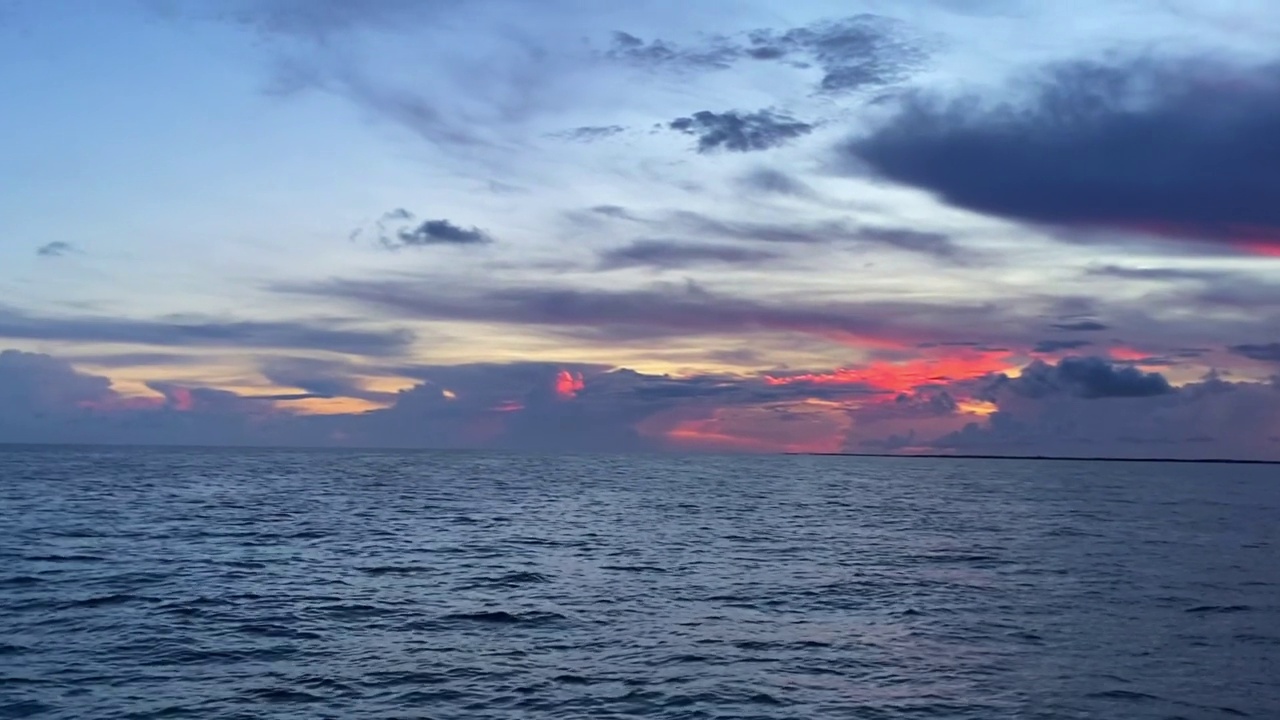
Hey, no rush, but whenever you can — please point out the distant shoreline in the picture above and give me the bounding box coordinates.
[1,442,1277,465]
[788,451,1280,465]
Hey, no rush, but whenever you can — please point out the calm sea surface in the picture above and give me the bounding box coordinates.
[1,448,1277,719]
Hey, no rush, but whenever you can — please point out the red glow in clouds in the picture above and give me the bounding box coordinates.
[765,352,1014,396]
[555,370,585,399]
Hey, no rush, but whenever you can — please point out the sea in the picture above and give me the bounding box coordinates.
[1,447,1277,719]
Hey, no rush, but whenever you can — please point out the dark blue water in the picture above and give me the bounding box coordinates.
[1,448,1277,719]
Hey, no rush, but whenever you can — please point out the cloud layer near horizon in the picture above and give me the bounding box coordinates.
[3,349,1277,460]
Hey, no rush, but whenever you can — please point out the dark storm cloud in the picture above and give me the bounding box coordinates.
[669,110,814,153]
[1229,343,1280,363]
[842,57,1280,253]
[609,15,928,94]
[0,306,412,357]
[597,240,783,270]
[1032,339,1092,354]
[1051,320,1109,332]
[36,241,74,257]
[984,357,1172,400]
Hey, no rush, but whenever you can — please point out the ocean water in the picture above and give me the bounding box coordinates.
[1,448,1277,719]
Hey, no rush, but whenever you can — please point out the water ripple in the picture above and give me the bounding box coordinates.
[1,448,1277,719]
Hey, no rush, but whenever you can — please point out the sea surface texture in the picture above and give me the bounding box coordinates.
[1,448,1277,719]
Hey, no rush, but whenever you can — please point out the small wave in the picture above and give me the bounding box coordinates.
[1087,689,1162,701]
[1186,604,1252,614]
[22,554,106,563]
[651,653,710,666]
[507,537,583,548]
[0,643,27,656]
[459,571,551,589]
[749,692,785,706]
[237,624,324,641]
[314,603,395,619]
[394,689,469,703]
[0,700,54,717]
[118,703,200,719]
[217,560,266,570]
[600,565,667,573]
[0,575,42,588]
[241,687,323,703]
[360,670,449,688]
[63,593,156,609]
[359,565,430,576]
[439,610,567,625]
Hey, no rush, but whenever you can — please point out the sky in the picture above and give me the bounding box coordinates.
[1,0,1279,458]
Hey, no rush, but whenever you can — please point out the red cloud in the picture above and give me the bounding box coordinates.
[555,370,585,399]
[764,350,1016,396]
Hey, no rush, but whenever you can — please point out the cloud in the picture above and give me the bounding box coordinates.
[1229,343,1280,362]
[259,356,393,401]
[1085,265,1234,282]
[605,30,742,71]
[1032,339,1092,353]
[63,352,207,368]
[216,0,433,41]
[936,360,1280,460]
[551,125,626,142]
[0,306,412,357]
[597,239,782,270]
[668,211,835,244]
[1051,320,1108,332]
[736,168,815,197]
[854,227,963,260]
[2,348,1277,459]
[607,14,928,94]
[36,241,74,257]
[357,209,495,249]
[669,110,814,153]
[662,212,970,261]
[745,14,929,92]
[842,56,1280,254]
[392,219,494,247]
[983,356,1172,400]
[195,0,590,152]
[276,275,1041,349]
[590,205,638,220]
[0,350,299,446]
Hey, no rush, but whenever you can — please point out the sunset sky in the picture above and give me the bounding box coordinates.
[2,0,1279,457]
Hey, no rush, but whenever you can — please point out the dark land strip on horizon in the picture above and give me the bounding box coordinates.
[791,451,1280,465]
